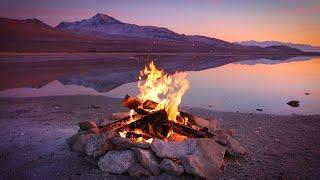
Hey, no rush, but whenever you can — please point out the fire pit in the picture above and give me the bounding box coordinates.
[67,61,247,179]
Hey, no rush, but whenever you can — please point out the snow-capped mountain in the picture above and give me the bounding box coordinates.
[56,13,185,41]
[236,40,320,52]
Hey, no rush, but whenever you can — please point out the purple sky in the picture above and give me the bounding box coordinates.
[1,0,319,45]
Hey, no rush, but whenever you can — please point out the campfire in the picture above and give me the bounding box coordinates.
[102,61,211,143]
[67,61,247,179]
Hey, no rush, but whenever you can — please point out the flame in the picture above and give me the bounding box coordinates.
[119,131,127,138]
[138,61,189,122]
[129,109,135,121]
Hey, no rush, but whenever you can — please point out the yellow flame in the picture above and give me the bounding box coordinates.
[145,138,153,144]
[119,131,127,138]
[129,109,135,120]
[138,61,189,122]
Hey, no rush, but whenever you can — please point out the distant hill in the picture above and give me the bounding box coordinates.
[0,14,319,56]
[56,13,237,48]
[236,40,320,52]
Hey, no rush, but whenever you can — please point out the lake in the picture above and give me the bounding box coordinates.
[1,55,319,115]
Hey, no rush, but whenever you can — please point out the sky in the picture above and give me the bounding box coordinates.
[0,0,319,46]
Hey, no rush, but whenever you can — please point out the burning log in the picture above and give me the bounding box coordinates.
[125,131,153,140]
[122,95,142,110]
[122,95,152,115]
[170,122,212,138]
[119,110,167,132]
[100,114,144,133]
[143,99,159,110]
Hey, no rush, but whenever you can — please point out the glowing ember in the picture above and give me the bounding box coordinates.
[138,61,189,122]
[119,131,127,138]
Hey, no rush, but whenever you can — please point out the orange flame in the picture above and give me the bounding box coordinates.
[138,61,189,122]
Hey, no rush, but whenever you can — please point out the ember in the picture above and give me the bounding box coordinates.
[67,61,247,179]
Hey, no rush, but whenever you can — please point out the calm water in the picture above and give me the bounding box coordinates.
[1,57,319,115]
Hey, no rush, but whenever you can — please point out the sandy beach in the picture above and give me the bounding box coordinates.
[0,95,319,179]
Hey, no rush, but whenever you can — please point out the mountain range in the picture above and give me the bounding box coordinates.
[0,13,319,56]
[236,40,320,52]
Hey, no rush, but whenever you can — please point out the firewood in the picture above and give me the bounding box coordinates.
[125,131,152,140]
[122,95,142,110]
[122,95,152,115]
[100,114,144,132]
[170,122,212,138]
[143,99,159,110]
[119,110,167,132]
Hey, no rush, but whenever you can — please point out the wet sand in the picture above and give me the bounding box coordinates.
[0,95,319,179]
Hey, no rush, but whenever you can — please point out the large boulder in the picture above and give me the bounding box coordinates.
[159,158,184,176]
[151,138,226,179]
[85,132,116,157]
[132,147,160,175]
[180,138,226,179]
[98,150,135,174]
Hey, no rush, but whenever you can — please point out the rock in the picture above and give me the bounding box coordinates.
[79,128,100,134]
[287,100,300,107]
[226,137,247,157]
[111,112,128,120]
[151,138,226,179]
[136,142,151,149]
[72,134,95,153]
[66,134,79,147]
[181,139,226,179]
[78,121,97,131]
[128,163,151,177]
[93,141,115,157]
[98,150,135,174]
[192,115,209,127]
[151,138,197,159]
[191,116,220,132]
[213,130,231,145]
[84,156,98,166]
[214,129,235,137]
[112,137,134,150]
[132,147,160,175]
[85,132,116,157]
[159,159,184,176]
[147,173,180,180]
[207,118,221,132]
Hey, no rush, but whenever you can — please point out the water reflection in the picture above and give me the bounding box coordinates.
[106,57,320,115]
[1,57,319,115]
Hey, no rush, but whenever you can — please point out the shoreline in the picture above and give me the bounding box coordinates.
[0,95,319,179]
